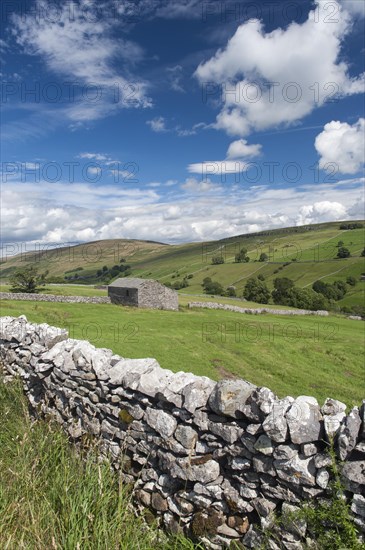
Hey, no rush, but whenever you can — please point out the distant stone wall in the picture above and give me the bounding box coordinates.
[1,315,364,549]
[0,292,110,304]
[189,302,329,317]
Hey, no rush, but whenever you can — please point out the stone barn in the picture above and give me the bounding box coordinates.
[108,278,178,311]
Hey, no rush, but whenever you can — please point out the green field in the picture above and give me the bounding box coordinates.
[0,283,107,297]
[1,299,363,408]
[1,222,364,304]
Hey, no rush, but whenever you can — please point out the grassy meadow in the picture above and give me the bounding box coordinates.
[0,299,363,408]
[1,223,364,302]
[0,376,197,550]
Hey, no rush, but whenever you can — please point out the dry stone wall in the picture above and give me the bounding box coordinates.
[188,302,329,317]
[1,315,364,549]
[0,292,111,304]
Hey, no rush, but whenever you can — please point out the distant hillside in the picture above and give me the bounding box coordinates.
[1,221,364,309]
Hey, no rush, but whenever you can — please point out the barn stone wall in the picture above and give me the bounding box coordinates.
[1,315,364,549]
[108,286,139,307]
[138,281,179,311]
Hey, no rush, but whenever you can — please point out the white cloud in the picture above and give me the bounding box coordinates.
[78,153,110,161]
[181,177,222,192]
[11,0,151,124]
[147,116,168,132]
[341,0,365,17]
[166,65,185,92]
[163,205,182,220]
[227,139,262,159]
[296,201,347,225]
[194,0,364,137]
[154,0,201,19]
[188,138,262,176]
[187,160,247,176]
[315,118,365,174]
[1,177,363,245]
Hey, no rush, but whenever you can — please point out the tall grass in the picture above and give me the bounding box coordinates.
[0,376,198,550]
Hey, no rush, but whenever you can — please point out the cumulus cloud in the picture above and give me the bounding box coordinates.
[296,201,347,225]
[315,118,365,174]
[188,139,261,176]
[1,173,363,246]
[194,0,364,137]
[146,116,168,132]
[227,139,262,159]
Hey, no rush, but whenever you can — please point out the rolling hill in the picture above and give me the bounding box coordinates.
[1,221,364,309]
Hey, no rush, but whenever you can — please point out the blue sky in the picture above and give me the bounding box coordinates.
[1,0,364,245]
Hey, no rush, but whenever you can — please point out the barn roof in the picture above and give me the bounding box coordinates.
[108,277,153,289]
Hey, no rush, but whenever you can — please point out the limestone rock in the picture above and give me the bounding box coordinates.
[254,434,274,455]
[145,407,177,438]
[253,456,276,477]
[136,364,173,397]
[174,425,198,449]
[207,420,243,444]
[263,397,293,443]
[337,407,362,460]
[252,497,276,517]
[151,492,168,512]
[170,456,220,484]
[273,444,298,460]
[242,386,277,422]
[182,377,216,413]
[321,397,346,416]
[109,358,158,386]
[316,468,330,489]
[159,371,198,407]
[286,396,323,444]
[274,454,316,486]
[281,502,307,537]
[208,379,256,418]
[342,459,365,489]
[351,494,365,518]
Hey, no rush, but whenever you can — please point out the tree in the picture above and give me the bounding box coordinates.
[272,277,295,305]
[312,280,328,295]
[226,286,236,297]
[243,278,271,304]
[102,265,108,272]
[361,248,365,257]
[259,252,269,262]
[337,240,344,248]
[202,277,224,295]
[257,274,265,281]
[286,287,327,310]
[212,255,224,265]
[235,248,249,263]
[313,279,348,301]
[337,247,350,258]
[10,265,49,293]
[332,280,348,300]
[346,276,356,287]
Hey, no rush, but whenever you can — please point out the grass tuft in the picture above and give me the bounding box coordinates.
[0,375,198,550]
